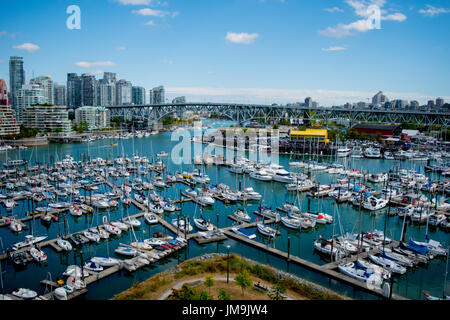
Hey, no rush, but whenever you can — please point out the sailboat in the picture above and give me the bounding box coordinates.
[193,203,214,232]
[256,218,277,237]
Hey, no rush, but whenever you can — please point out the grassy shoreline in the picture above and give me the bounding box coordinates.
[113,254,347,301]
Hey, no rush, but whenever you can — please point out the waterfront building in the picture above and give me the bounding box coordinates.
[356,101,368,108]
[8,56,25,107]
[14,84,45,124]
[81,73,97,106]
[0,79,20,137]
[54,83,67,106]
[305,97,312,108]
[152,86,165,104]
[352,124,401,137]
[22,104,72,135]
[75,106,111,130]
[436,97,444,108]
[410,100,420,109]
[132,86,146,105]
[97,78,116,106]
[372,91,388,106]
[392,99,409,109]
[172,96,186,104]
[427,100,435,108]
[289,128,329,144]
[103,72,117,84]
[116,80,132,105]
[30,75,53,105]
[67,73,81,109]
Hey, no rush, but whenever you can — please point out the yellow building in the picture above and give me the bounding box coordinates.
[289,129,329,144]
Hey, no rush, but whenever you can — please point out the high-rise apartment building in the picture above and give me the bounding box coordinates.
[54,83,67,106]
[15,84,45,124]
[81,73,97,106]
[116,80,132,105]
[172,96,186,104]
[372,91,389,105]
[22,104,72,135]
[152,86,165,104]
[9,56,25,107]
[132,86,146,105]
[67,73,81,109]
[436,98,444,108]
[304,97,312,108]
[0,79,19,137]
[30,75,53,105]
[75,106,111,130]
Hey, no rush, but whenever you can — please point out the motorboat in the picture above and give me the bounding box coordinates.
[83,230,100,243]
[337,148,352,157]
[123,217,141,228]
[172,218,193,233]
[364,147,381,159]
[249,170,273,182]
[313,238,345,259]
[115,246,140,257]
[12,288,38,300]
[83,261,103,272]
[110,220,129,231]
[91,256,120,267]
[242,187,262,200]
[144,213,159,224]
[30,247,47,263]
[12,235,47,251]
[149,203,164,215]
[231,227,256,239]
[193,217,215,231]
[63,265,90,278]
[9,218,22,233]
[363,196,388,211]
[56,238,73,251]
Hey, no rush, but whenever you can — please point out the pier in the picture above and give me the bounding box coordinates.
[222,229,408,300]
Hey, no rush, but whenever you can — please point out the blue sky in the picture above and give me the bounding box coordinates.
[1,0,449,105]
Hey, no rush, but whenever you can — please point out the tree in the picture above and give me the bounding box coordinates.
[268,281,286,300]
[204,276,215,296]
[273,123,279,130]
[218,288,231,300]
[235,270,252,295]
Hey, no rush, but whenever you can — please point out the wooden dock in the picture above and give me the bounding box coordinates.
[222,229,408,300]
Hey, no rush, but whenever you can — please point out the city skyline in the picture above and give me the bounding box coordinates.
[1,0,450,106]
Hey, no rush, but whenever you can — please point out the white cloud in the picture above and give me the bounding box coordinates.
[133,8,168,17]
[225,32,259,44]
[12,43,40,53]
[145,20,156,26]
[319,19,373,37]
[165,87,449,107]
[74,61,116,68]
[419,5,450,17]
[116,46,126,51]
[322,46,347,51]
[325,7,344,13]
[382,12,407,21]
[320,0,406,38]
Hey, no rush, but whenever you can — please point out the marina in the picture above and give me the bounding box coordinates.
[0,120,449,300]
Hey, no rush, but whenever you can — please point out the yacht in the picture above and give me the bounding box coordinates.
[362,196,388,211]
[233,209,251,223]
[337,147,352,157]
[364,147,381,159]
[249,169,272,181]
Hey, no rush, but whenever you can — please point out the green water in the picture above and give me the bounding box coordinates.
[0,120,448,300]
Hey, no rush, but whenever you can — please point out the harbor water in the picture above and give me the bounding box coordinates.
[0,120,448,300]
